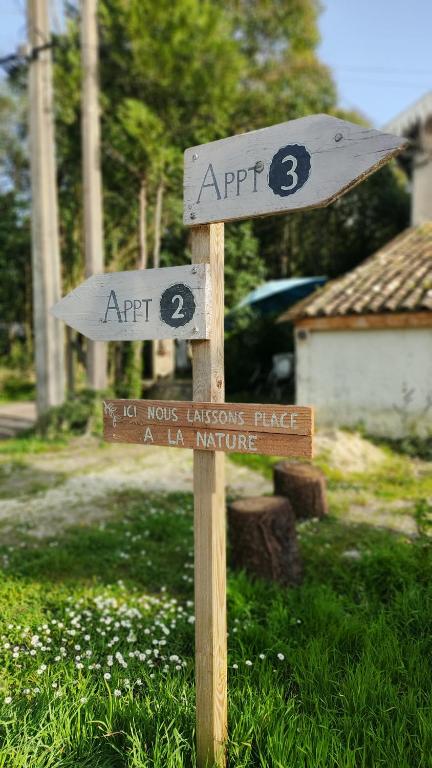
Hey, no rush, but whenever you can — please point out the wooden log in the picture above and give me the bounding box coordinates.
[273,462,328,520]
[227,496,303,586]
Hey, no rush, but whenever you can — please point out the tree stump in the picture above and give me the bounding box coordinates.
[227,496,303,586]
[273,462,328,520]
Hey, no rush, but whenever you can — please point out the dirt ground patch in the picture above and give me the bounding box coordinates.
[0,438,271,539]
[315,429,387,473]
[0,429,429,541]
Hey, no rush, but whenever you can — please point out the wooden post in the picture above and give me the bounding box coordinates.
[191,224,227,768]
[27,0,65,414]
[81,0,107,390]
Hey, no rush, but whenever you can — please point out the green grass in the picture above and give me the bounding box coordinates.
[0,435,69,456]
[0,489,431,766]
[231,447,432,503]
[0,368,35,403]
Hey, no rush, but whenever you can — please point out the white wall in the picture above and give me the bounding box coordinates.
[295,326,432,437]
[412,118,432,225]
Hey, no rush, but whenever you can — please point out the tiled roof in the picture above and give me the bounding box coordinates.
[281,223,432,322]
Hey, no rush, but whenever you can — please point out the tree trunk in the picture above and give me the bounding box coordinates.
[227,496,303,586]
[152,180,166,362]
[122,175,148,396]
[65,326,75,394]
[138,176,148,269]
[28,0,66,413]
[273,462,328,520]
[153,180,164,269]
[81,0,107,391]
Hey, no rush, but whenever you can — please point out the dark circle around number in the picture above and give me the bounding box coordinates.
[268,144,311,198]
[160,283,196,328]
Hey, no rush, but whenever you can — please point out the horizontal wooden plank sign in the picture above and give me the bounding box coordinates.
[51,264,211,341]
[183,114,406,226]
[103,399,314,458]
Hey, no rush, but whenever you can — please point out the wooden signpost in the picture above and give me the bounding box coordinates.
[52,112,405,768]
[183,116,405,768]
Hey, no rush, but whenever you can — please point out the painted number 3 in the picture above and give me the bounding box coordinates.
[268,143,311,198]
[171,294,185,319]
[280,154,298,192]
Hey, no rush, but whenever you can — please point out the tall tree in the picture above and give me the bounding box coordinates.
[27,0,65,413]
[226,0,337,131]
[81,0,107,390]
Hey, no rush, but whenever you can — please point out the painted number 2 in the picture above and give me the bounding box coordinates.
[171,294,185,320]
[160,283,196,328]
[268,143,311,198]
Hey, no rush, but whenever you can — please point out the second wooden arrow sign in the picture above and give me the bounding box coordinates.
[51,264,211,341]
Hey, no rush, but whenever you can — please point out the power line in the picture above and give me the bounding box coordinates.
[336,77,432,89]
[333,65,432,76]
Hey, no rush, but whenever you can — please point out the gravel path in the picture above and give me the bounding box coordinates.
[0,420,427,541]
[0,401,37,438]
[0,439,271,539]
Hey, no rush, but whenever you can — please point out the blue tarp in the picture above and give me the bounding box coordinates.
[230,276,327,319]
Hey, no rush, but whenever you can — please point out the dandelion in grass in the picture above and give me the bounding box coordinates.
[232,663,238,669]
[114,689,122,697]
[80,697,88,704]
[104,672,111,680]
[245,660,252,667]
[4,696,12,704]
[277,653,285,661]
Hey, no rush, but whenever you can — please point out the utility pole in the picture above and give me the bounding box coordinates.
[27,0,65,414]
[81,0,107,389]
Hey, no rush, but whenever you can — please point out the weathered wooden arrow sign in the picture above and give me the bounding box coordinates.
[103,399,314,458]
[183,114,407,226]
[51,264,211,340]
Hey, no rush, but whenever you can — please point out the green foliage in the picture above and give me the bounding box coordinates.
[33,389,109,438]
[0,367,34,402]
[115,342,144,399]
[414,499,432,539]
[0,0,410,389]
[225,312,293,395]
[370,433,432,463]
[224,222,266,309]
[0,84,28,192]
[0,193,31,334]
[256,162,409,279]
[225,0,336,130]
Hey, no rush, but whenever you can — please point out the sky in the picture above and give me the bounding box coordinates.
[319,0,432,126]
[1,0,431,128]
